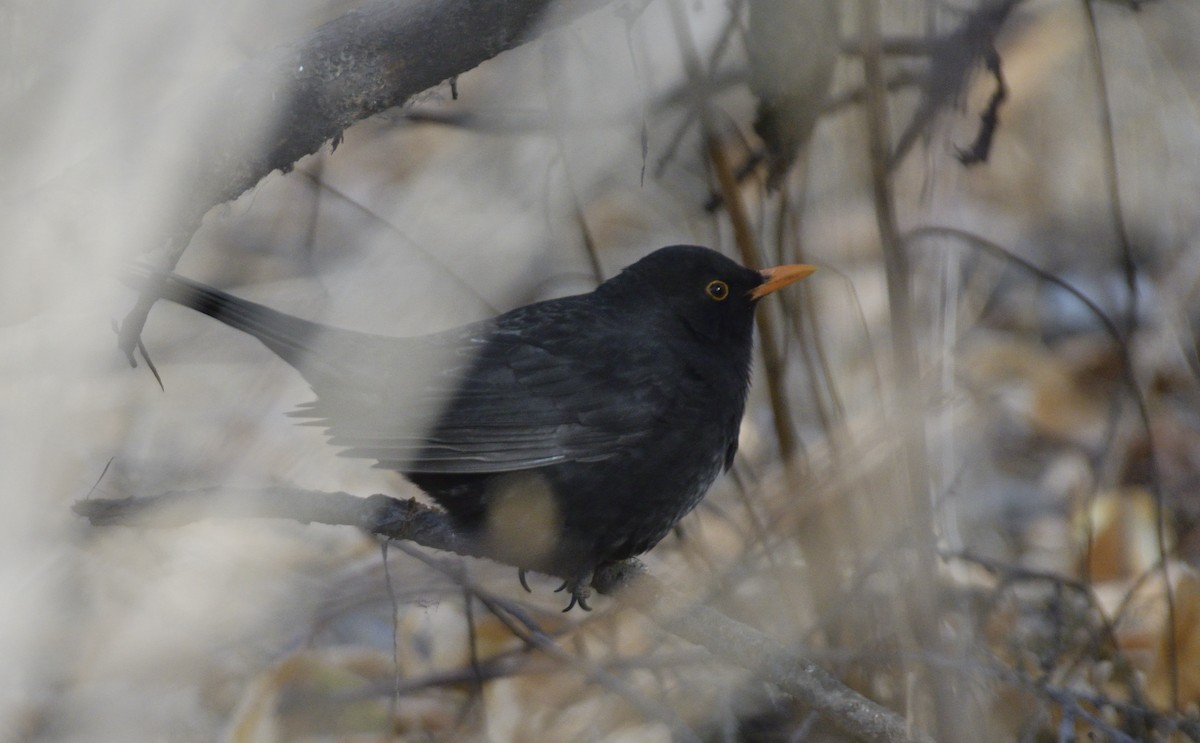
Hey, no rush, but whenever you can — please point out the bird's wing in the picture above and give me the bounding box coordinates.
[295,301,674,474]
[129,267,674,474]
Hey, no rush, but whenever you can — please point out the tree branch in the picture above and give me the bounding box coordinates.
[74,489,931,743]
[114,0,617,361]
[180,0,623,226]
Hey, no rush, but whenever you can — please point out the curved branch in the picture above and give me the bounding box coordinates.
[176,0,617,228]
[115,0,616,360]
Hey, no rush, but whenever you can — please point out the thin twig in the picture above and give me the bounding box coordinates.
[1080,0,1176,708]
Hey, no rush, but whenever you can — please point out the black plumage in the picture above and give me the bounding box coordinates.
[132,245,813,609]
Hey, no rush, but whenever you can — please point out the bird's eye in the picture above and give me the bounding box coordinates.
[705,280,729,301]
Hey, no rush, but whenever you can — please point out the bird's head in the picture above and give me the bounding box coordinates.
[607,245,815,346]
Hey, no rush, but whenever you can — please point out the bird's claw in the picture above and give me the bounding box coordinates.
[513,570,590,609]
[554,576,593,612]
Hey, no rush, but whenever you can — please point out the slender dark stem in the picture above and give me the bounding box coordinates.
[1080,0,1176,708]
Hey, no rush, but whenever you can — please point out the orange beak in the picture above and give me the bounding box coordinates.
[749,264,816,300]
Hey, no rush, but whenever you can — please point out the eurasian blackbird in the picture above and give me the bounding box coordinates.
[132,245,813,609]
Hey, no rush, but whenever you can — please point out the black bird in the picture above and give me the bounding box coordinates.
[131,246,813,609]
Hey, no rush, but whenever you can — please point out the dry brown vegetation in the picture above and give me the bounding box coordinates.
[5,0,1200,741]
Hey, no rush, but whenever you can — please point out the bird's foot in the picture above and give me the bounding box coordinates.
[513,568,593,611]
[554,573,594,612]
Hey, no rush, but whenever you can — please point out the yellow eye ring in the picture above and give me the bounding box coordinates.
[705,279,730,301]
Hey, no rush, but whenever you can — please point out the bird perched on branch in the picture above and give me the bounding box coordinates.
[129,246,813,609]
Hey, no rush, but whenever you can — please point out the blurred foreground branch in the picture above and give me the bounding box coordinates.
[116,0,618,365]
[167,0,618,232]
[75,489,931,743]
[859,2,962,741]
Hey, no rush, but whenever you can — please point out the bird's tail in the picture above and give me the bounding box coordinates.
[123,265,322,371]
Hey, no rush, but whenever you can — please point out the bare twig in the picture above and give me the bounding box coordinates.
[1080,0,1176,707]
[906,223,1177,712]
[393,542,703,742]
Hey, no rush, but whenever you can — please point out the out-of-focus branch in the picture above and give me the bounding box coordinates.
[859,1,959,740]
[74,488,930,743]
[185,0,620,225]
[115,0,617,362]
[1080,0,1177,708]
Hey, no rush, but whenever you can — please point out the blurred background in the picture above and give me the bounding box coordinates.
[4,0,1200,740]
